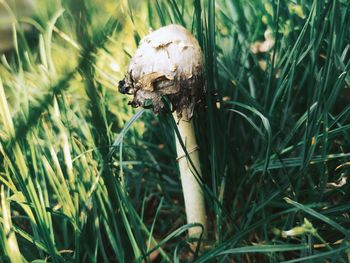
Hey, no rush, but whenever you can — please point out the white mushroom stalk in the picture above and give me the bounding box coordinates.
[119,24,207,239]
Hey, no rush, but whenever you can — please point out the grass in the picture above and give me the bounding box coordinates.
[0,0,350,262]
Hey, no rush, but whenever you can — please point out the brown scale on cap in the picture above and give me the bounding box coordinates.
[119,24,205,119]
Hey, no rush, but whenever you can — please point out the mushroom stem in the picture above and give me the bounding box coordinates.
[173,113,207,239]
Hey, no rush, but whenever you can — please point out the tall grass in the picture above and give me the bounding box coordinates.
[0,0,349,262]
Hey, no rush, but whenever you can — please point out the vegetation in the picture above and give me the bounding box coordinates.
[0,0,349,262]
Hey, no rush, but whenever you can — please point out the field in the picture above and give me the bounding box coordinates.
[0,0,350,262]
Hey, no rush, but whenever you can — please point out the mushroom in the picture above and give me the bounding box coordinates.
[119,24,207,239]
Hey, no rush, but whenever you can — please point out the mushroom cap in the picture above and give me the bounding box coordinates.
[119,24,204,119]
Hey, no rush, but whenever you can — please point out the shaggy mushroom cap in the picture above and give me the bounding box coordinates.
[119,24,204,119]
